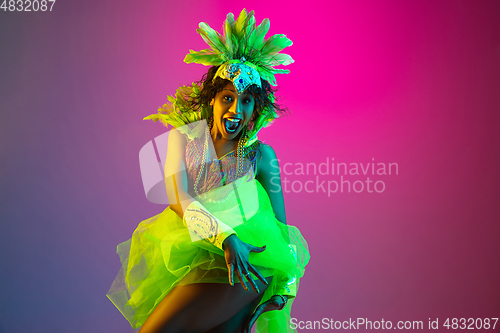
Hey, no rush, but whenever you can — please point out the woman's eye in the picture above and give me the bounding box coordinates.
[223,96,233,102]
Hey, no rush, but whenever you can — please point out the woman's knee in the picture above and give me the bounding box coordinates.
[138,285,204,333]
[139,278,272,333]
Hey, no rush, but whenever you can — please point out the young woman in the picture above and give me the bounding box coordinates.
[107,9,309,333]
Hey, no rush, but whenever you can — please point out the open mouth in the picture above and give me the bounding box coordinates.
[223,117,242,134]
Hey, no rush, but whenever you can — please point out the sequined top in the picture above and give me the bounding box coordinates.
[185,137,261,195]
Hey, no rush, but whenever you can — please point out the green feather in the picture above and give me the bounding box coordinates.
[198,23,226,54]
[272,68,290,74]
[248,18,269,53]
[143,83,206,129]
[223,20,234,57]
[234,9,248,39]
[261,34,293,55]
[245,129,259,147]
[262,53,294,66]
[226,12,235,26]
[184,49,223,66]
[246,11,256,37]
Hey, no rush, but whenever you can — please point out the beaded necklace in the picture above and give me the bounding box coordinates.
[193,118,251,203]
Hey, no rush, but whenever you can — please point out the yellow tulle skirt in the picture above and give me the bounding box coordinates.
[107,179,310,332]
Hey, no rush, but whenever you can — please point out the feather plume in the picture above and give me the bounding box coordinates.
[262,53,294,67]
[184,49,223,66]
[234,9,248,39]
[143,83,206,130]
[223,20,234,57]
[197,23,226,54]
[183,9,293,87]
[226,12,235,26]
[261,34,293,55]
[248,18,270,53]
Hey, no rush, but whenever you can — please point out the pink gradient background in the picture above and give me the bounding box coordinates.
[1,0,499,332]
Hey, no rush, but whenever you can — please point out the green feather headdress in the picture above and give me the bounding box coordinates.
[184,8,294,86]
[144,9,292,146]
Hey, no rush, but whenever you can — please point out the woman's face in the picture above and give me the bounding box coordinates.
[211,81,255,141]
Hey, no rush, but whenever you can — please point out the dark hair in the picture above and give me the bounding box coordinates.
[190,65,288,131]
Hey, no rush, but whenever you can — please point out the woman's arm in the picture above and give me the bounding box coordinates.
[255,143,298,299]
[165,128,237,248]
[256,143,287,225]
[164,128,194,219]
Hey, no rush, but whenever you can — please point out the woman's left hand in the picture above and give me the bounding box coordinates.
[244,295,287,333]
[223,234,268,293]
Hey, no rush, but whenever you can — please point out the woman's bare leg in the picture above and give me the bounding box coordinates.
[138,277,272,333]
[203,289,266,333]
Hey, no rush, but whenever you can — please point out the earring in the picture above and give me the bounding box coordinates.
[207,104,214,130]
[208,114,214,130]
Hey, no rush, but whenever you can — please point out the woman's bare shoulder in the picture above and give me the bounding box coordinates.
[256,142,280,179]
[257,142,278,161]
[168,127,188,146]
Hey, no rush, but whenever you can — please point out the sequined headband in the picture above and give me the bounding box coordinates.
[213,57,261,94]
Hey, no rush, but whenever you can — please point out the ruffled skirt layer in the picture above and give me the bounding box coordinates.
[107,180,309,332]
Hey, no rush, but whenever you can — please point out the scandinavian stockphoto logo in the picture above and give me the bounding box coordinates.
[138,130,398,204]
[271,157,399,196]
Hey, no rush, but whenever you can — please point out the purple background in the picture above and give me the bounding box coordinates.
[1,0,499,332]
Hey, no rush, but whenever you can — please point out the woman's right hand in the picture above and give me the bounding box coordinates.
[222,235,269,293]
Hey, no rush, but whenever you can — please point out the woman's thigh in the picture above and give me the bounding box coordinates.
[203,286,268,333]
[138,277,272,333]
